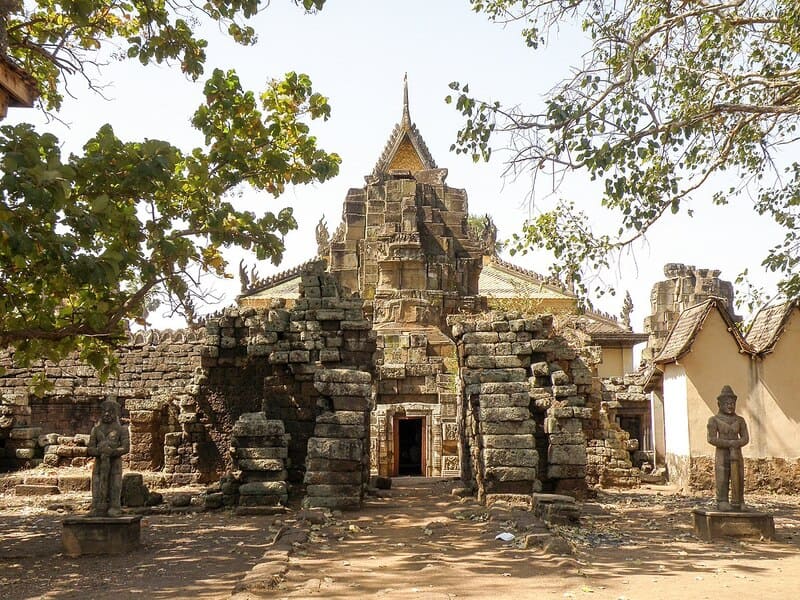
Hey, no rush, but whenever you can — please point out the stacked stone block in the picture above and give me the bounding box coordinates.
[40,433,89,467]
[452,313,541,503]
[531,354,595,496]
[451,311,597,502]
[127,398,169,471]
[200,265,375,501]
[585,401,641,488]
[0,400,42,468]
[231,413,289,508]
[581,374,647,487]
[303,369,372,510]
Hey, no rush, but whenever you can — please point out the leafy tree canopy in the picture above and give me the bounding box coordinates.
[1,0,325,110]
[0,1,337,387]
[450,0,800,303]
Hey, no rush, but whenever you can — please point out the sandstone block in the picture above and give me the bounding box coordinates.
[315,411,366,426]
[482,448,539,467]
[548,445,587,466]
[239,481,288,496]
[480,420,536,436]
[462,332,500,344]
[307,438,363,461]
[236,447,288,460]
[479,407,530,422]
[305,484,361,497]
[237,458,285,472]
[316,369,371,384]
[482,435,536,449]
[232,414,285,437]
[313,381,371,397]
[484,466,537,482]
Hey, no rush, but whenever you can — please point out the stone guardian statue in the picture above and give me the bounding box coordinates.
[87,397,130,517]
[706,385,749,511]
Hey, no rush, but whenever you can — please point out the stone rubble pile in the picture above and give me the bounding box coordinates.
[40,433,89,467]
[582,375,645,488]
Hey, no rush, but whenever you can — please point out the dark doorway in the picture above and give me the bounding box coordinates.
[617,415,642,448]
[396,417,424,476]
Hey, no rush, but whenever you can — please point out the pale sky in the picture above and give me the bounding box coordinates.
[5,0,784,336]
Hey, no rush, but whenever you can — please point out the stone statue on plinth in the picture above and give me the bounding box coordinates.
[87,397,130,517]
[692,385,774,540]
[706,385,749,511]
[62,398,140,556]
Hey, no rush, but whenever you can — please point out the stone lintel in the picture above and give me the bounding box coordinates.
[692,509,775,541]
[62,515,142,556]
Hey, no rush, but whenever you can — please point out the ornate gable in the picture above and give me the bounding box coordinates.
[372,75,436,176]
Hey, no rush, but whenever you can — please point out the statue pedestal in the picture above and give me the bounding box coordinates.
[692,508,775,541]
[62,515,141,557]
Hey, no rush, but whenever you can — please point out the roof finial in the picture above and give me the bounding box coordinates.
[402,72,411,128]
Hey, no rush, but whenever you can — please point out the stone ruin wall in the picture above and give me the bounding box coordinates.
[450,312,590,502]
[688,457,800,496]
[198,266,376,504]
[642,263,741,361]
[2,269,642,504]
[0,264,376,500]
[584,374,646,488]
[0,329,203,478]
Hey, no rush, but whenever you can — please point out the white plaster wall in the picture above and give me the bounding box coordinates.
[663,364,690,457]
[650,389,666,464]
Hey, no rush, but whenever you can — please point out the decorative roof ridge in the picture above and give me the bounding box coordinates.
[653,297,752,364]
[125,327,204,347]
[239,258,318,297]
[582,307,622,325]
[745,298,799,354]
[488,255,573,296]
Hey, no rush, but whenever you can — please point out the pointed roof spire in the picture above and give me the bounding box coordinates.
[402,72,411,128]
[370,74,437,176]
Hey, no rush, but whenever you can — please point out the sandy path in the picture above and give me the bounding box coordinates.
[266,479,800,600]
[2,478,800,599]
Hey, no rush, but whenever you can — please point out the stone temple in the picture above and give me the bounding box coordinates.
[0,84,647,508]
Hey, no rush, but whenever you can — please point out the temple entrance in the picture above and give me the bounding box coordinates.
[394,416,425,476]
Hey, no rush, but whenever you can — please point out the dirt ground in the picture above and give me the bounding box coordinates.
[2,477,800,599]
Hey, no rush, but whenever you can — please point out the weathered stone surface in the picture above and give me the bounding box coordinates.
[239,481,288,496]
[62,516,141,557]
[307,438,363,461]
[315,411,366,426]
[237,458,285,472]
[235,447,289,460]
[231,414,285,437]
[313,381,372,397]
[15,484,60,496]
[478,407,531,422]
[484,466,538,482]
[479,420,536,436]
[482,435,537,449]
[548,445,587,466]
[692,509,775,541]
[482,448,538,467]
